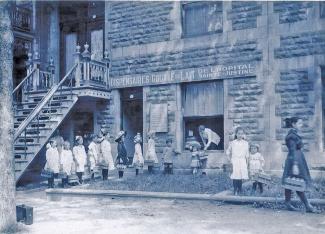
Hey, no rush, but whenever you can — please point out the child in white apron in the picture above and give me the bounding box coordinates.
[73,136,87,184]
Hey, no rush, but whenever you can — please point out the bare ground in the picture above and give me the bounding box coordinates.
[16,189,325,234]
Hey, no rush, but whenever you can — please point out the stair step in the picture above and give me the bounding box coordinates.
[15,106,69,116]
[16,135,47,144]
[29,95,70,103]
[15,99,74,111]
[14,143,41,151]
[15,152,34,159]
[14,120,59,129]
[15,159,29,163]
[14,114,63,125]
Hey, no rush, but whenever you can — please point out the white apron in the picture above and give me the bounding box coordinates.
[73,145,87,173]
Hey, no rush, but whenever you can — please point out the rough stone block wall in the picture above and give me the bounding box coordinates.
[275,69,315,152]
[273,2,313,24]
[96,99,115,132]
[228,77,264,142]
[227,1,262,30]
[110,40,262,77]
[145,85,176,159]
[274,31,325,59]
[108,1,174,48]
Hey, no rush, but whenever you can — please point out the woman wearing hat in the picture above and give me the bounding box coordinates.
[115,130,128,178]
[73,136,87,184]
[132,133,144,176]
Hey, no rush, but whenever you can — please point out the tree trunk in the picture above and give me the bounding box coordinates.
[0,1,16,232]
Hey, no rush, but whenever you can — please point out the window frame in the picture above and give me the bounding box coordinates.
[181,80,225,151]
[181,1,223,38]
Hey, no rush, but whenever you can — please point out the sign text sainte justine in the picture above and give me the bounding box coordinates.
[110,63,255,89]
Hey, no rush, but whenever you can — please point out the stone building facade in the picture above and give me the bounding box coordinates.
[10,1,325,180]
[103,1,325,175]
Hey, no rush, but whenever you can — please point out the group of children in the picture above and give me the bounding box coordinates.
[226,127,265,195]
[130,131,180,175]
[44,129,180,188]
[45,128,115,188]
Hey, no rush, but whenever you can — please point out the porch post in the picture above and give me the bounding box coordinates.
[103,50,110,88]
[47,2,60,84]
[82,43,91,85]
[32,50,40,91]
[74,44,82,87]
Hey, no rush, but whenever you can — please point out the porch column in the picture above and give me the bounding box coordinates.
[48,2,60,83]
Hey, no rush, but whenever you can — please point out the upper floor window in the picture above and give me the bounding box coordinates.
[182,2,223,38]
[321,2,325,18]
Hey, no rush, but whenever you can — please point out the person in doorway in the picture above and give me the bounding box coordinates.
[88,134,99,180]
[132,133,144,176]
[45,138,60,188]
[73,136,87,184]
[115,131,128,178]
[248,143,265,194]
[226,127,249,195]
[101,129,115,180]
[282,117,319,213]
[198,125,220,150]
[60,141,74,188]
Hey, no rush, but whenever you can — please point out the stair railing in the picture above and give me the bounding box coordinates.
[14,63,77,142]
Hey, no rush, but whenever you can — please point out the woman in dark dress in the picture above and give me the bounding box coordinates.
[282,117,318,213]
[115,131,128,178]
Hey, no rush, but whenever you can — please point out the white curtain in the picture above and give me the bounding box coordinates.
[183,81,223,117]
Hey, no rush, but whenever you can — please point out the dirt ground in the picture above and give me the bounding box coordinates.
[15,189,325,234]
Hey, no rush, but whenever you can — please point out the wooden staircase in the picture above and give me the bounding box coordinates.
[12,44,110,184]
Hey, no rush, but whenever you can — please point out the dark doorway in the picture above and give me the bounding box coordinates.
[121,87,143,163]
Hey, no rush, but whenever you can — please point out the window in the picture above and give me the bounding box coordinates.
[321,2,325,18]
[182,81,224,150]
[182,2,223,38]
[321,67,325,151]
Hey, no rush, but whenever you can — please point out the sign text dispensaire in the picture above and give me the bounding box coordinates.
[110,63,256,89]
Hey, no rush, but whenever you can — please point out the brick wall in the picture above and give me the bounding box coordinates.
[274,31,325,59]
[227,1,262,30]
[273,2,313,24]
[275,69,315,152]
[110,40,262,77]
[108,1,174,48]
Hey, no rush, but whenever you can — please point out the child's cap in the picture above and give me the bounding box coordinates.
[250,142,260,150]
[188,140,201,150]
[75,135,83,142]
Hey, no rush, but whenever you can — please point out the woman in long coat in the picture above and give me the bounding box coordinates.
[282,117,317,213]
[115,131,128,178]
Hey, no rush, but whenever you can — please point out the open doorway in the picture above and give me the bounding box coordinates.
[121,87,143,163]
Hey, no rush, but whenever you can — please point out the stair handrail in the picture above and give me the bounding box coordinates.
[12,67,36,95]
[14,64,77,140]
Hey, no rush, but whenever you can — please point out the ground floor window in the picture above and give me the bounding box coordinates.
[182,80,224,150]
